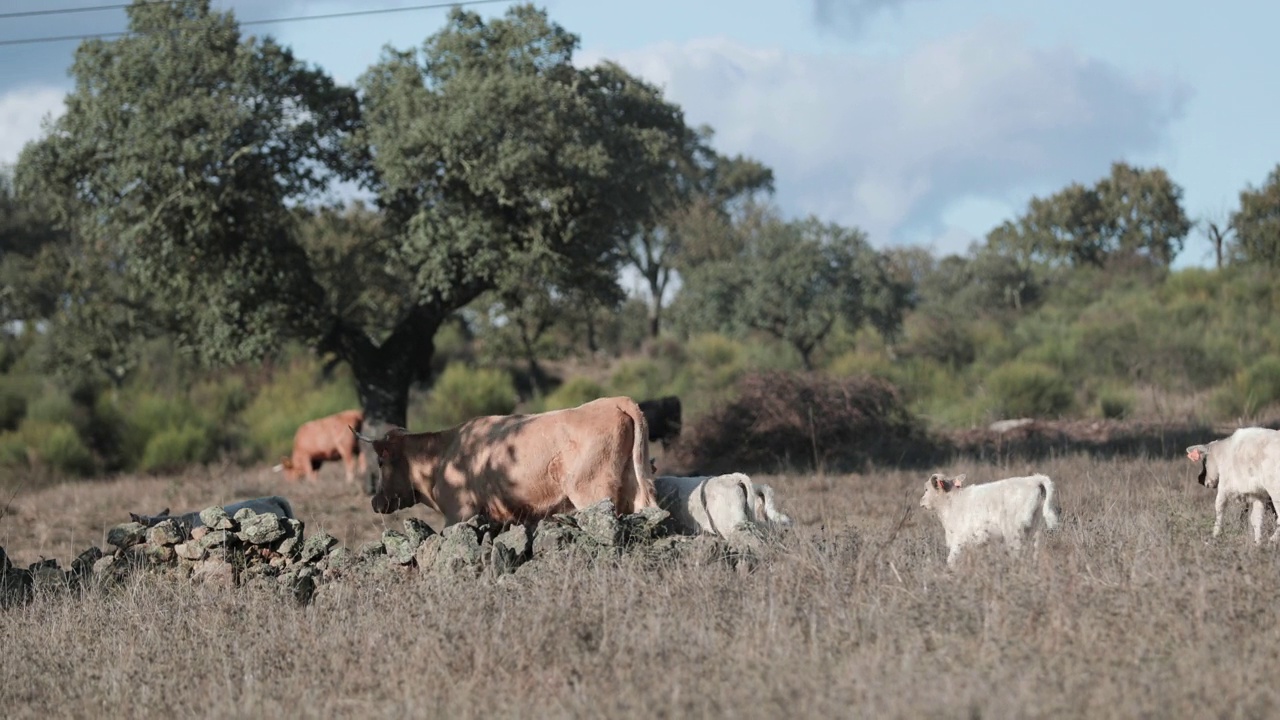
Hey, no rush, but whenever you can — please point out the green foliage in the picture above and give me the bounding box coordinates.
[1096,386,1134,420]
[987,361,1074,418]
[1231,164,1280,268]
[25,420,95,477]
[540,377,608,412]
[609,359,670,402]
[140,425,213,474]
[1215,357,1280,418]
[423,364,518,431]
[240,358,359,461]
[0,431,29,468]
[0,374,30,431]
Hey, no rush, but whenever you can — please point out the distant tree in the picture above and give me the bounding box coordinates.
[989,162,1192,271]
[0,169,67,330]
[15,2,690,442]
[623,126,774,339]
[1231,165,1280,268]
[675,211,909,369]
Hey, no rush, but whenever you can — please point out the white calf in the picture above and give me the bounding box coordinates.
[1187,427,1280,543]
[919,472,1059,566]
[654,473,792,538]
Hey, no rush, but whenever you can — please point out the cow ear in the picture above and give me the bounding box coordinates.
[954,474,967,488]
[1186,444,1208,462]
[930,474,947,491]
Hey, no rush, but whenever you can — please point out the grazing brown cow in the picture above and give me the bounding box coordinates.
[354,397,659,526]
[274,409,367,483]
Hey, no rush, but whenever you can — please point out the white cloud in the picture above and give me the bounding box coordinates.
[0,86,65,167]
[812,0,937,36]
[582,21,1187,251]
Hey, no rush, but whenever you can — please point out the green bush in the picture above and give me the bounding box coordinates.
[0,431,29,467]
[1216,357,1280,418]
[0,375,29,431]
[36,421,95,477]
[540,377,607,411]
[140,424,213,474]
[609,358,669,401]
[987,361,1074,418]
[1097,387,1133,420]
[424,364,517,430]
[25,387,90,436]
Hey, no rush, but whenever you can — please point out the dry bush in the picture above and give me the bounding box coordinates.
[668,371,938,475]
[2,453,1279,718]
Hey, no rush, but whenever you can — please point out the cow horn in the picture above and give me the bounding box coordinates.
[271,464,283,473]
[350,425,377,444]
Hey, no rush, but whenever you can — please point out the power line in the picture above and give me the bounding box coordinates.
[0,0,514,47]
[0,1,168,21]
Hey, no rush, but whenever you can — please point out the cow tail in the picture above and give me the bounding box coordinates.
[735,474,756,529]
[629,404,658,511]
[1040,476,1060,530]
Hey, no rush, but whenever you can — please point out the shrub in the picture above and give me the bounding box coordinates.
[0,375,29,432]
[140,424,213,474]
[608,359,669,401]
[25,387,90,436]
[667,371,936,474]
[35,421,95,477]
[0,431,29,467]
[1215,357,1280,418]
[1097,388,1133,420]
[424,364,517,430]
[540,377,607,411]
[987,361,1074,418]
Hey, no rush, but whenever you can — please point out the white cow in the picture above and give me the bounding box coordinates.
[1187,427,1280,543]
[654,473,793,538]
[919,472,1059,566]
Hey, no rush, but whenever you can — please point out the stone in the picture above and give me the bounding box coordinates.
[326,545,351,571]
[31,566,73,594]
[434,523,483,575]
[275,534,300,558]
[292,575,316,607]
[0,546,11,574]
[532,519,579,557]
[106,522,147,549]
[144,544,175,565]
[382,530,417,566]
[197,530,233,551]
[493,524,531,560]
[621,506,671,545]
[237,513,285,545]
[575,500,621,547]
[300,532,338,563]
[357,540,386,559]
[71,547,104,577]
[191,526,209,542]
[0,569,33,608]
[199,506,235,531]
[174,542,207,562]
[145,519,185,547]
[232,507,257,523]
[92,554,123,579]
[403,517,435,546]
[413,535,442,571]
[191,558,237,589]
[485,543,520,576]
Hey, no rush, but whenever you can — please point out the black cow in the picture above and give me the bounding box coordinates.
[638,395,682,450]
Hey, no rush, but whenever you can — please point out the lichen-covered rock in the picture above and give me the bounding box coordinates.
[382,530,417,565]
[485,543,520,576]
[191,558,237,588]
[357,540,386,559]
[199,506,235,531]
[532,519,578,557]
[300,532,338,563]
[621,507,671,545]
[575,500,621,547]
[0,546,11,574]
[237,513,285,545]
[327,545,351,570]
[174,541,207,562]
[71,547,103,577]
[494,524,531,560]
[275,520,305,558]
[414,535,442,571]
[31,566,72,594]
[106,522,147,549]
[434,523,482,575]
[92,554,124,580]
[403,517,434,546]
[145,519,185,547]
[0,569,33,608]
[144,544,175,565]
[191,526,209,542]
[197,530,233,552]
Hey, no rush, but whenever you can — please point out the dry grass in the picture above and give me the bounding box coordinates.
[2,454,1277,719]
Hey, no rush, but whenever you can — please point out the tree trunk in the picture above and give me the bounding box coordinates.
[648,309,661,340]
[796,343,814,371]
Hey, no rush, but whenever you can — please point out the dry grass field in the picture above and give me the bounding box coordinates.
[1,452,1276,719]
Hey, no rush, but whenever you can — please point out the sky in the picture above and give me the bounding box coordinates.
[2,0,1277,269]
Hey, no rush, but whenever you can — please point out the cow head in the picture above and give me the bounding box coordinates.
[920,472,964,510]
[276,457,303,482]
[353,426,416,514]
[1186,444,1217,488]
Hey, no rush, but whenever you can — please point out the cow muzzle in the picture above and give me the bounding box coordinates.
[371,494,406,514]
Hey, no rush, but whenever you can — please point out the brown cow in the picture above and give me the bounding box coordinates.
[274,409,367,483]
[354,397,659,526]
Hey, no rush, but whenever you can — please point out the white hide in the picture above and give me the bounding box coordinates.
[919,472,1059,566]
[654,473,792,538]
[1187,427,1280,543]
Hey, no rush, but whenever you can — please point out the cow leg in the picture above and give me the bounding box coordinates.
[1213,491,1229,538]
[946,545,961,567]
[1250,498,1267,544]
